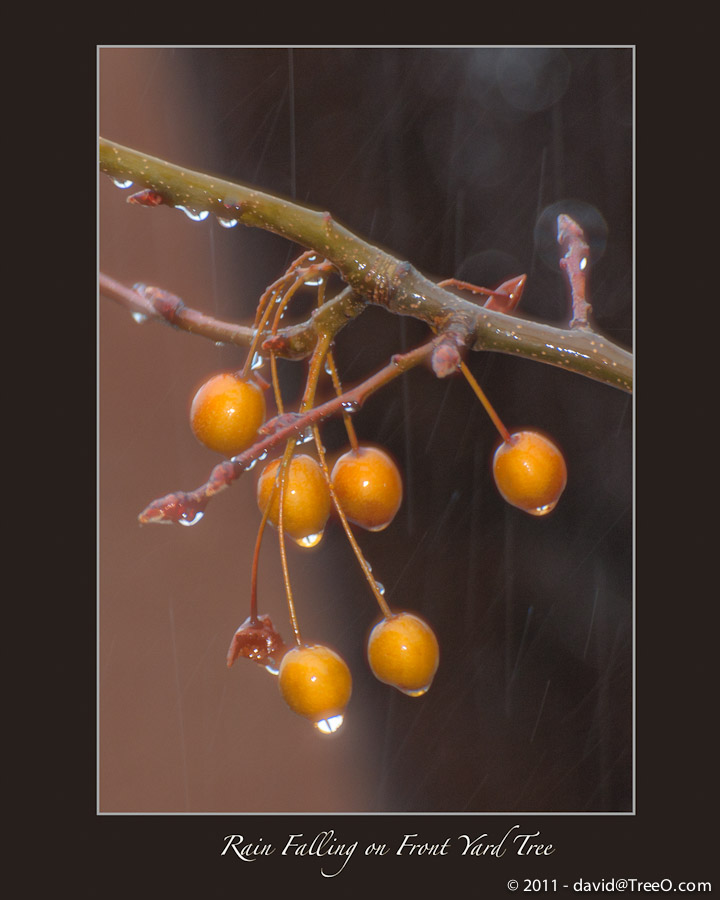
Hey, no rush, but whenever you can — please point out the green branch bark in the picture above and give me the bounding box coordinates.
[99,138,632,392]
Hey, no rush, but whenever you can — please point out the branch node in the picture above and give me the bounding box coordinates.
[431,332,464,378]
[139,285,185,324]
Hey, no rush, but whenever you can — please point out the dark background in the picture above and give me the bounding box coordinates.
[98,47,633,816]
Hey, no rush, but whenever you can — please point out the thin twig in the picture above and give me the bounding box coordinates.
[137,336,439,525]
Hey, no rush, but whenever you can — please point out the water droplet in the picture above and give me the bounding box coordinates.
[374,580,385,596]
[526,501,557,517]
[113,178,133,189]
[264,662,279,676]
[178,509,204,526]
[131,311,148,324]
[295,530,324,549]
[214,341,227,348]
[303,274,325,287]
[341,400,359,414]
[297,426,314,445]
[314,714,344,734]
[250,353,264,371]
[217,216,238,228]
[399,685,430,698]
[324,358,334,375]
[176,205,209,222]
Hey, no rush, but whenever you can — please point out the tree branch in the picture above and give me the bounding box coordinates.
[100,138,632,392]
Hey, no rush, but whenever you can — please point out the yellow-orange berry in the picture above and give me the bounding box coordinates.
[331,445,403,531]
[278,644,352,731]
[492,429,567,515]
[190,372,266,456]
[367,611,439,697]
[257,454,332,545]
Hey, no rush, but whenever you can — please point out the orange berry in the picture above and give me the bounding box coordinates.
[331,445,403,531]
[190,372,266,456]
[257,454,331,545]
[278,644,352,731]
[492,429,567,515]
[367,611,439,696]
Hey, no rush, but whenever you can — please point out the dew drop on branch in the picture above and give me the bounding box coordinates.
[178,509,205,526]
[176,206,210,222]
[113,178,133,189]
[217,217,239,229]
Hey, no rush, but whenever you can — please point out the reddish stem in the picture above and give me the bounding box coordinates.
[138,336,438,525]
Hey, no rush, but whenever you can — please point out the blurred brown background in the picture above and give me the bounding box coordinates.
[98,47,633,813]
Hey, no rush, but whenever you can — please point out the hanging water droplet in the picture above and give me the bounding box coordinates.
[374,580,385,596]
[264,661,279,676]
[314,714,344,734]
[178,509,205,526]
[113,178,133,189]
[324,358,334,375]
[295,530,324,549]
[341,400,359,414]
[176,205,209,222]
[297,426,314,445]
[526,501,557,517]
[243,458,259,472]
[131,311,148,324]
[399,685,430,698]
[217,216,239,229]
[251,353,264,371]
[303,274,325,287]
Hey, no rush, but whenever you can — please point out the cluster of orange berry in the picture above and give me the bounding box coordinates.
[186,287,567,734]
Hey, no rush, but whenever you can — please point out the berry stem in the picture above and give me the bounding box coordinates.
[275,437,303,646]
[313,275,359,451]
[241,252,333,381]
[311,424,392,618]
[272,327,335,647]
[459,359,512,443]
[324,350,359,451]
[248,499,273,623]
